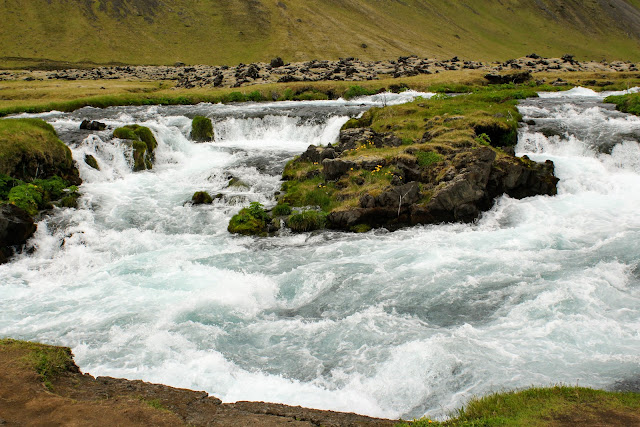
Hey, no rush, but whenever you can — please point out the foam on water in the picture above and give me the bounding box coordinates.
[1,94,639,420]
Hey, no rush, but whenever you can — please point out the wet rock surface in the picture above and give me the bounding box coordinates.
[0,204,36,264]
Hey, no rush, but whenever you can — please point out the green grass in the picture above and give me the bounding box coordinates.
[397,386,640,426]
[228,202,270,236]
[605,93,640,116]
[0,338,75,391]
[1,1,640,66]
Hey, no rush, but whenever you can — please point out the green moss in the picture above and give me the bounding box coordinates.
[113,125,157,153]
[0,118,76,182]
[272,203,292,216]
[84,154,100,170]
[398,386,640,426]
[228,202,270,236]
[192,191,213,204]
[351,224,372,233]
[7,183,43,215]
[113,127,138,140]
[287,210,327,232]
[416,151,443,167]
[131,140,149,172]
[343,85,378,100]
[0,174,25,199]
[606,93,640,116]
[191,116,214,141]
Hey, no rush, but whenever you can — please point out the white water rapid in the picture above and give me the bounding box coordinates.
[1,90,639,420]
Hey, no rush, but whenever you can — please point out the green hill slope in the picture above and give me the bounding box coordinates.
[1,0,640,66]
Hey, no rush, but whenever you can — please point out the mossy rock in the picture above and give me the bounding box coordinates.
[272,203,292,216]
[228,202,270,236]
[84,154,100,170]
[287,211,327,232]
[191,116,214,142]
[228,177,249,189]
[113,125,158,171]
[0,118,80,185]
[192,191,213,204]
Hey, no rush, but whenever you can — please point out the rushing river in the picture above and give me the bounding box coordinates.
[1,89,639,420]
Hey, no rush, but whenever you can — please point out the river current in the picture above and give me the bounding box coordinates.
[1,89,639,420]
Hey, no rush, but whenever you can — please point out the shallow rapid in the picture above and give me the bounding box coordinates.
[1,90,639,420]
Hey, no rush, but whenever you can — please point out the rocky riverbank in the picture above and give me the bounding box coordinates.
[2,55,637,89]
[0,339,396,426]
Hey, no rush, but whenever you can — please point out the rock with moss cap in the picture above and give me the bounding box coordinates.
[113,125,157,171]
[0,118,81,185]
[190,116,214,142]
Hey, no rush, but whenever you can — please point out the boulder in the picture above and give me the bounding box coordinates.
[192,191,214,205]
[190,116,214,142]
[484,71,532,84]
[0,204,36,264]
[0,118,81,185]
[322,158,356,180]
[270,57,285,68]
[80,120,107,131]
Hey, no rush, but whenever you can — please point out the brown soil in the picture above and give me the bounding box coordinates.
[0,341,397,426]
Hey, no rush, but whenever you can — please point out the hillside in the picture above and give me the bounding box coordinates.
[1,0,640,67]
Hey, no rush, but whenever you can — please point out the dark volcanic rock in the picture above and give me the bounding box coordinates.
[80,120,107,131]
[0,204,36,264]
[322,158,356,180]
[484,71,532,84]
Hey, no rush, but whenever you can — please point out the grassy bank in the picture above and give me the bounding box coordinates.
[605,92,640,116]
[399,386,640,426]
[2,71,640,118]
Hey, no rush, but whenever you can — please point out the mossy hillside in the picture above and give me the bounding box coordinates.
[606,92,640,116]
[397,386,640,426]
[190,116,214,142]
[0,118,78,183]
[2,0,640,66]
[112,125,158,171]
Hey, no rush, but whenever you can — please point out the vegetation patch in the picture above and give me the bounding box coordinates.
[0,339,76,391]
[1,174,78,215]
[287,210,327,232]
[228,202,270,236]
[191,116,214,142]
[397,386,640,426]
[605,93,640,116]
[113,125,158,171]
[0,118,78,183]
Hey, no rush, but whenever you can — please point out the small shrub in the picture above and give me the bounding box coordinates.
[279,88,295,101]
[246,90,266,102]
[475,132,491,146]
[287,210,327,232]
[415,151,443,167]
[225,92,247,103]
[228,202,270,236]
[0,174,25,199]
[8,183,44,215]
[272,203,292,216]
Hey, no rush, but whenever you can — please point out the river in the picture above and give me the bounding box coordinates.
[1,88,639,420]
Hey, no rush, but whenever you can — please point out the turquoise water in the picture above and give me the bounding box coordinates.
[1,90,639,419]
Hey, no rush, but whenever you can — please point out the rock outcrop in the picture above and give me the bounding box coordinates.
[0,204,36,264]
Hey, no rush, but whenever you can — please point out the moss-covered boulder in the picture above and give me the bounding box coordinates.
[113,125,157,172]
[190,116,214,142]
[191,191,214,205]
[287,211,327,232]
[84,154,100,170]
[228,202,270,236]
[0,118,80,185]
